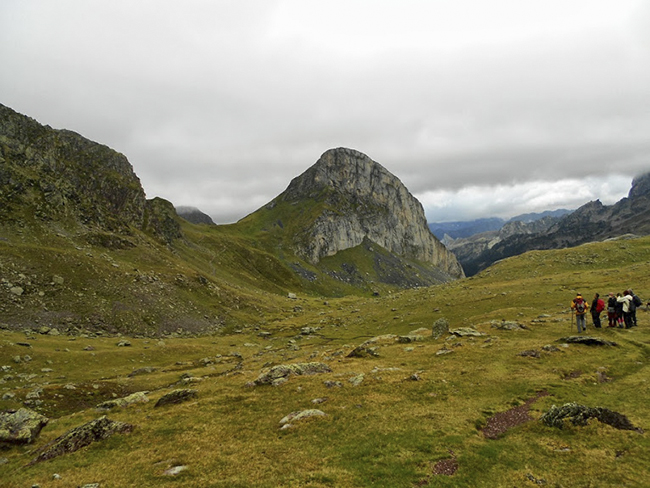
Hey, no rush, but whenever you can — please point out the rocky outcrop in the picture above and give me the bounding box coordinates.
[0,103,146,230]
[280,148,464,279]
[0,103,183,243]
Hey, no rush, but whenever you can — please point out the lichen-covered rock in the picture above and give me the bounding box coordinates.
[431,318,449,339]
[0,408,49,445]
[96,391,149,410]
[154,389,198,407]
[540,402,642,432]
[449,327,485,337]
[279,409,326,425]
[253,362,332,386]
[347,346,379,358]
[30,416,133,464]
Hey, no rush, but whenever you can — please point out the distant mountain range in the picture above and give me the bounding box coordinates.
[428,209,572,240]
[441,176,650,276]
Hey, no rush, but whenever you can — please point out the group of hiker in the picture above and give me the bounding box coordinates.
[571,290,643,332]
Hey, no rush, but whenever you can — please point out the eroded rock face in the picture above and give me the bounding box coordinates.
[281,148,464,279]
[0,408,49,445]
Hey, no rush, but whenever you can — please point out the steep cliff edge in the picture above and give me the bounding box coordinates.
[270,148,464,281]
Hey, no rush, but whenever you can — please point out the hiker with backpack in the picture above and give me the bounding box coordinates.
[607,292,618,327]
[591,293,605,328]
[571,293,589,333]
[617,290,634,329]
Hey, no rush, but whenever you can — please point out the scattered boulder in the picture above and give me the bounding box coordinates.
[491,320,528,331]
[154,389,198,407]
[279,409,326,426]
[30,416,133,464]
[96,391,149,410]
[0,408,49,445]
[324,381,342,388]
[347,346,379,358]
[431,318,449,339]
[540,403,642,432]
[557,336,618,346]
[117,340,131,347]
[449,327,485,337]
[253,362,332,386]
[518,350,541,358]
[128,367,158,377]
[397,335,424,344]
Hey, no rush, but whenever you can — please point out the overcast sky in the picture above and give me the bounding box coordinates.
[2,1,649,223]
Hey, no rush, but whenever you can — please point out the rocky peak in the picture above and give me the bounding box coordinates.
[628,172,650,200]
[280,148,464,280]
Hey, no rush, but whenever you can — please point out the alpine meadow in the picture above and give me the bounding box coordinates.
[1,103,649,487]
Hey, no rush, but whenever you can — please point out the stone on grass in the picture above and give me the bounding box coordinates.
[253,362,332,386]
[128,367,158,377]
[154,389,198,407]
[347,346,379,358]
[29,416,133,464]
[0,408,49,445]
[491,320,528,331]
[279,409,326,426]
[431,318,449,339]
[557,336,618,346]
[540,402,642,432]
[96,391,149,410]
[449,327,485,337]
[349,373,365,386]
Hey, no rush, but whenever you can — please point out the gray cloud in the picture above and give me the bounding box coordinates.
[1,0,648,223]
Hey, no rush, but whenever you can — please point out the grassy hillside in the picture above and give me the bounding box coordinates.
[2,235,649,487]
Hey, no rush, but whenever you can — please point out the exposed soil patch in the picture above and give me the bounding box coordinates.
[432,456,458,476]
[482,391,549,439]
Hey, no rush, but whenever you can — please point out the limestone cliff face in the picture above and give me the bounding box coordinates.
[281,148,464,279]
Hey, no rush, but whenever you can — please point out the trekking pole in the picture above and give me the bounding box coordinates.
[571,311,574,332]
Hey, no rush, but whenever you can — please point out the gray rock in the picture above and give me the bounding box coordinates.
[154,389,198,407]
[0,408,49,445]
[431,318,449,339]
[253,362,332,386]
[449,327,485,337]
[349,373,365,386]
[279,409,326,425]
[29,416,133,464]
[491,320,527,331]
[10,286,24,296]
[347,346,379,358]
[96,391,149,410]
[128,367,158,377]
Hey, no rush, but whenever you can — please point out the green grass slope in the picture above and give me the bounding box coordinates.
[1,235,649,487]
